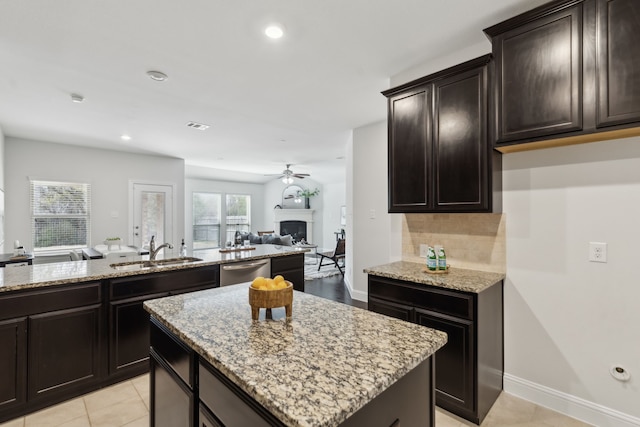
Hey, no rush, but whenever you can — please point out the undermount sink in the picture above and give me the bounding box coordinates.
[110,257,203,270]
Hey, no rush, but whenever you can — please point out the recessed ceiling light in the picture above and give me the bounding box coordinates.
[70,93,84,103]
[121,134,132,141]
[146,70,168,81]
[186,121,210,130]
[265,25,284,39]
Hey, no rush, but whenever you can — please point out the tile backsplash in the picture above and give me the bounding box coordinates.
[402,213,506,273]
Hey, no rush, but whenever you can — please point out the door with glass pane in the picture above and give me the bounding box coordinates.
[132,184,173,250]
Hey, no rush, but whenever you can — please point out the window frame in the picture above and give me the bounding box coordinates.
[30,179,92,255]
[192,191,222,250]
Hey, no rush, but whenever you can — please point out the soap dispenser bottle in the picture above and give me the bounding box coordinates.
[179,238,187,257]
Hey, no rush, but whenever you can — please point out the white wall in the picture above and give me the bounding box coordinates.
[0,124,4,253]
[5,137,185,252]
[184,178,266,249]
[321,182,345,250]
[503,137,640,425]
[349,120,402,301]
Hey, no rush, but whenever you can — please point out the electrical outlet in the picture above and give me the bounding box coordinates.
[419,244,428,258]
[589,242,607,263]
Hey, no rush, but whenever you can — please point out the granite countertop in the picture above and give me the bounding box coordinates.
[144,284,447,427]
[0,245,308,293]
[364,260,505,293]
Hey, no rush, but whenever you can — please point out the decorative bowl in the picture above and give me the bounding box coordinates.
[248,281,293,320]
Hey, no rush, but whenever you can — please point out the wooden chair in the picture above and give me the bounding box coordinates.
[318,238,345,275]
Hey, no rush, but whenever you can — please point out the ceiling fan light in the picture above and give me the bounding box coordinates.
[282,176,293,184]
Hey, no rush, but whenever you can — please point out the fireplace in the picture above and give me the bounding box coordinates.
[273,209,314,243]
[280,221,306,243]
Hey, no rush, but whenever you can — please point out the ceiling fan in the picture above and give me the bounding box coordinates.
[266,164,310,184]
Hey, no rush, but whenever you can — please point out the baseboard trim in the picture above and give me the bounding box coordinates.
[504,373,640,427]
[343,277,367,302]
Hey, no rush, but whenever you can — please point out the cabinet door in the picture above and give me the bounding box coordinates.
[368,297,414,322]
[494,3,583,143]
[0,318,27,412]
[596,0,640,127]
[434,65,488,211]
[151,354,192,427]
[28,304,102,401]
[271,254,304,292]
[415,309,475,416]
[110,293,168,377]
[387,85,432,212]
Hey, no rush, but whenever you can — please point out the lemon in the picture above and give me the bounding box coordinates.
[275,281,287,290]
[251,277,266,289]
[273,275,285,284]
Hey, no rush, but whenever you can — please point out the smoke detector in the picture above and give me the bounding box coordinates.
[146,70,168,82]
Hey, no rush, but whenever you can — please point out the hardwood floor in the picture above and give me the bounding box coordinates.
[304,274,367,309]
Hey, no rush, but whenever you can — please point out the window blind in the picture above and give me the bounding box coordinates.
[30,180,91,253]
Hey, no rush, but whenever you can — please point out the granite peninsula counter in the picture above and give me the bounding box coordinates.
[0,244,307,293]
[144,284,448,427]
[0,245,309,424]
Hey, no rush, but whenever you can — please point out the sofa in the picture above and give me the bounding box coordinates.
[236,231,293,246]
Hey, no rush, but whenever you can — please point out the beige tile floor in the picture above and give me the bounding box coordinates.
[1,374,591,427]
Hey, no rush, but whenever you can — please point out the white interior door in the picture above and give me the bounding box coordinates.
[131,183,174,249]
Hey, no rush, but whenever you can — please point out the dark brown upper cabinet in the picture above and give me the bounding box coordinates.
[485,0,640,152]
[596,0,640,128]
[488,2,583,143]
[383,55,501,213]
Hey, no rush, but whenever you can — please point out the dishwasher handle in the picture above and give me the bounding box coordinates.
[221,261,270,271]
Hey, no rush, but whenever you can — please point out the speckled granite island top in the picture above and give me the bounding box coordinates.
[144,284,447,427]
[364,261,505,293]
[0,244,307,293]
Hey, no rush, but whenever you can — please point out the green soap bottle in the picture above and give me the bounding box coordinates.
[438,246,447,271]
[426,246,437,271]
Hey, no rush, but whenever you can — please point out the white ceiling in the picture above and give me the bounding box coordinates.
[0,0,544,184]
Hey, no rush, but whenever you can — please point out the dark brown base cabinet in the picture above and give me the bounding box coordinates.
[0,282,104,422]
[368,275,503,425]
[150,317,435,427]
[0,264,219,423]
[271,253,305,292]
[109,265,220,381]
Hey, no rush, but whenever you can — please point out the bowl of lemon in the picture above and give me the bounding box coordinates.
[249,275,293,320]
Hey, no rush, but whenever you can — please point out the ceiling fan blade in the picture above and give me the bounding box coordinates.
[293,174,309,178]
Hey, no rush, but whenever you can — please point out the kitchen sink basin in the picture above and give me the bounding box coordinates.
[110,257,203,270]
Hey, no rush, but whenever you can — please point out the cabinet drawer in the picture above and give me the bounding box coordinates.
[270,254,303,273]
[0,282,102,320]
[369,277,474,320]
[199,361,284,427]
[110,266,218,300]
[150,320,193,389]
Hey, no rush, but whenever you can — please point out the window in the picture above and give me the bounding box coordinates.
[192,192,221,249]
[30,180,91,254]
[225,194,251,243]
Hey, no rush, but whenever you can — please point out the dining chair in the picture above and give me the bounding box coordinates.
[318,238,345,275]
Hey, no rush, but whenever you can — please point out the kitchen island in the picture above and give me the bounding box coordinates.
[144,284,448,427]
[0,245,307,424]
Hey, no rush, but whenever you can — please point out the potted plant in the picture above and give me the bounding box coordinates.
[300,188,320,209]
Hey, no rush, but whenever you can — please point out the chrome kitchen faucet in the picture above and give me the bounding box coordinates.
[149,235,173,260]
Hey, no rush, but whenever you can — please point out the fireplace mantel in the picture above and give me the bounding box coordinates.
[274,209,314,243]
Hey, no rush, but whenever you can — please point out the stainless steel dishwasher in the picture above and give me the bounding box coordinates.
[219,258,271,286]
